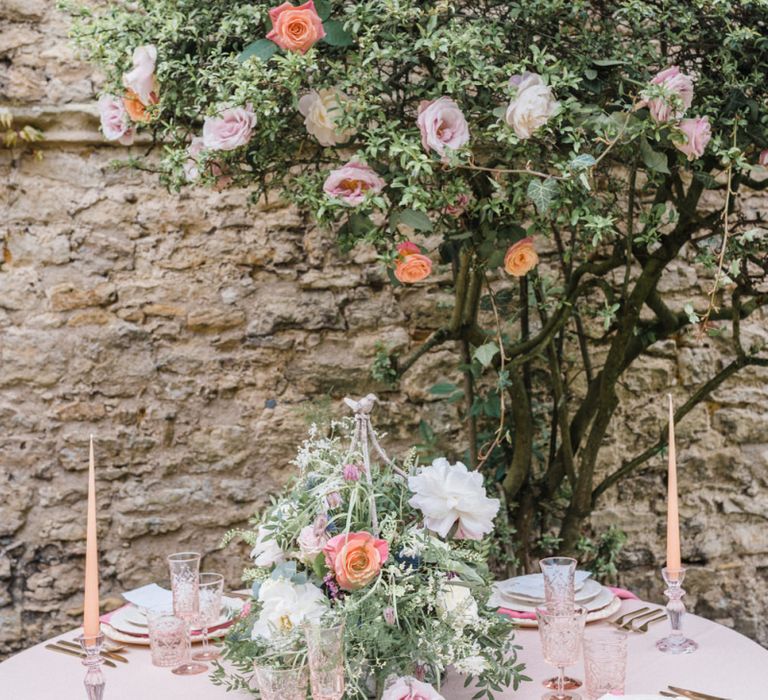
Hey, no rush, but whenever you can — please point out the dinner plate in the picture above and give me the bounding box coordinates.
[497,584,614,614]
[496,570,592,600]
[498,577,602,605]
[511,594,621,628]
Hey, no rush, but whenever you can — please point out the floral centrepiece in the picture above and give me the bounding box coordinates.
[215,407,524,697]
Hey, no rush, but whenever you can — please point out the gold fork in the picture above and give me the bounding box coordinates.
[632,613,667,633]
[605,606,649,627]
[58,639,129,663]
[609,608,660,630]
[45,644,117,668]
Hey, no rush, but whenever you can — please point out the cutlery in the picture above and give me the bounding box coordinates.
[611,608,660,630]
[605,606,649,627]
[669,685,732,700]
[633,613,667,633]
[58,639,129,663]
[45,644,117,668]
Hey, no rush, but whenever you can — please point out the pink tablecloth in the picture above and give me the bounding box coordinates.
[1,599,766,699]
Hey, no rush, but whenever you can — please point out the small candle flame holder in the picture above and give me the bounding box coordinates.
[656,567,698,654]
[76,633,106,700]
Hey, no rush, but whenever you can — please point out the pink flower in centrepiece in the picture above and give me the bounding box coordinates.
[381,677,445,700]
[674,116,711,161]
[122,45,158,107]
[417,97,470,159]
[323,531,389,591]
[383,606,396,625]
[643,66,694,123]
[202,105,256,151]
[323,160,386,205]
[297,522,330,564]
[343,464,361,482]
[267,1,326,54]
[759,149,768,167]
[97,95,135,145]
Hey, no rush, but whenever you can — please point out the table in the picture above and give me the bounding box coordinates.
[1,599,766,699]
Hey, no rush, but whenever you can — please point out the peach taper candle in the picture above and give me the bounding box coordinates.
[83,436,100,640]
[666,395,682,578]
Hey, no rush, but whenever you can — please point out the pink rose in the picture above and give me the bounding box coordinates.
[297,522,329,564]
[183,136,232,189]
[674,116,711,161]
[644,66,694,123]
[202,105,256,151]
[397,241,421,256]
[323,531,389,591]
[267,1,326,54]
[759,149,768,167]
[417,97,470,159]
[505,72,559,139]
[97,95,134,145]
[444,193,470,217]
[323,160,386,205]
[394,243,432,284]
[122,45,158,107]
[381,677,445,700]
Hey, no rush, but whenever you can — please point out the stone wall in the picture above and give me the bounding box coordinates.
[2,0,768,661]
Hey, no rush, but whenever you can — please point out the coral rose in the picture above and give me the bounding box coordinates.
[505,72,559,139]
[643,66,694,123]
[503,237,539,277]
[122,45,158,107]
[202,105,257,151]
[323,531,389,591]
[298,88,355,147]
[123,89,157,123]
[674,116,711,161]
[267,1,326,54]
[417,97,470,159]
[323,160,386,205]
[394,242,432,284]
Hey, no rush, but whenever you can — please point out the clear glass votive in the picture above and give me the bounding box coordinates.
[147,607,189,668]
[253,663,309,700]
[583,629,628,700]
[304,622,346,700]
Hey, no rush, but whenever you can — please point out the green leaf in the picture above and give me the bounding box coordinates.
[592,58,626,66]
[313,0,332,20]
[640,137,670,174]
[392,208,433,232]
[569,154,596,171]
[526,178,560,214]
[429,382,459,395]
[473,342,499,368]
[323,19,353,47]
[348,212,374,236]
[238,38,278,63]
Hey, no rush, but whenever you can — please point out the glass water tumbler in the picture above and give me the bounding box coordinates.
[583,630,628,699]
[304,623,346,700]
[540,556,578,610]
[253,664,309,700]
[147,608,189,668]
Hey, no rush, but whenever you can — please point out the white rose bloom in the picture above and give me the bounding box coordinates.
[251,577,327,640]
[250,525,286,567]
[436,584,479,630]
[505,72,559,139]
[298,89,355,147]
[407,458,499,540]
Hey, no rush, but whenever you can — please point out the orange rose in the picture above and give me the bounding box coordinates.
[123,89,158,123]
[395,248,432,284]
[323,532,389,591]
[267,1,326,54]
[503,237,539,277]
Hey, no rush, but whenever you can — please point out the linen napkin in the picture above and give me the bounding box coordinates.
[121,583,173,609]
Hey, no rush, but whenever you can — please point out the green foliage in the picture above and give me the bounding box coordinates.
[371,342,398,387]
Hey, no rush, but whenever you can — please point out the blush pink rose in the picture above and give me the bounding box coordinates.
[97,95,135,145]
[122,45,158,107]
[202,105,256,151]
[323,160,386,205]
[505,72,559,139]
[644,66,694,123]
[504,237,539,277]
[267,1,326,54]
[417,97,470,159]
[759,149,768,167]
[381,677,445,700]
[183,136,232,189]
[323,531,389,591]
[444,192,470,217]
[674,116,711,161]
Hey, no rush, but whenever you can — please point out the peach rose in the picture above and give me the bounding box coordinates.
[123,89,157,123]
[674,116,711,161]
[504,237,539,277]
[267,1,326,54]
[394,242,432,284]
[323,531,389,591]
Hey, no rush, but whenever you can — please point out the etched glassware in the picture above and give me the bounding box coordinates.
[540,556,577,610]
[536,604,588,700]
[583,630,628,699]
[167,551,207,675]
[304,623,346,700]
[253,663,309,700]
[192,572,225,661]
[147,608,189,668]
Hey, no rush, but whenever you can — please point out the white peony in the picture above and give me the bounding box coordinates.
[436,583,479,630]
[251,577,327,640]
[505,72,559,139]
[298,89,355,147]
[407,458,499,540]
[250,525,286,567]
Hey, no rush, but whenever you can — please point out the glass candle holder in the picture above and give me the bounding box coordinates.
[76,633,105,700]
[656,566,698,654]
[254,663,309,700]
